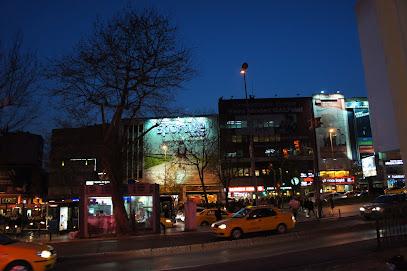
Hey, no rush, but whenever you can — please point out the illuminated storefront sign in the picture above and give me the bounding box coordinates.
[229,186,264,192]
[1,197,18,204]
[266,186,292,190]
[322,177,354,185]
[85,180,110,186]
[300,173,315,178]
[385,160,404,166]
[387,175,405,179]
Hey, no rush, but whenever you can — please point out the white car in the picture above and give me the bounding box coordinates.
[329,192,347,200]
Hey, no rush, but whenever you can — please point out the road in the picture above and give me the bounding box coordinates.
[52,217,383,271]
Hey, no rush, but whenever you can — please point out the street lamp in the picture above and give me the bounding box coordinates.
[240,62,258,205]
[240,63,249,99]
[161,144,168,189]
[162,144,168,159]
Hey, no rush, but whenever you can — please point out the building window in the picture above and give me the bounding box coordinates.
[226,152,237,158]
[226,120,247,129]
[232,135,243,143]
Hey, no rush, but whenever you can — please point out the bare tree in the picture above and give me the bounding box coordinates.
[216,158,240,208]
[174,117,218,205]
[48,9,194,234]
[0,37,39,134]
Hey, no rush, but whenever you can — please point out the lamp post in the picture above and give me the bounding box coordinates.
[240,63,258,205]
[162,144,168,189]
[329,128,335,158]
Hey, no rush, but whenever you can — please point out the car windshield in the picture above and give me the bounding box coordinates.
[373,195,394,203]
[0,234,17,245]
[232,208,250,218]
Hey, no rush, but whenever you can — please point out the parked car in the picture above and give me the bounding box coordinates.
[384,186,407,195]
[211,205,295,239]
[329,192,347,201]
[359,194,407,219]
[0,234,56,271]
[196,208,231,226]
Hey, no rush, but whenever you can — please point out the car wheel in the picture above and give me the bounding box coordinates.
[277,223,287,234]
[5,261,32,271]
[200,221,209,226]
[231,228,243,239]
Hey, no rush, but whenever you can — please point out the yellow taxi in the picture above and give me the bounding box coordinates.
[384,186,407,195]
[211,205,295,239]
[0,234,56,271]
[160,216,175,230]
[196,208,231,226]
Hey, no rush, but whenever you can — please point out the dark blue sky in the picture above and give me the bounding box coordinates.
[0,0,365,133]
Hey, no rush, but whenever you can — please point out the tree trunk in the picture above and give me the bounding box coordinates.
[102,126,132,235]
[198,168,209,206]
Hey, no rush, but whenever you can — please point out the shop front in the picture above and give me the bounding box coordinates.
[228,186,265,201]
[47,199,79,233]
[79,183,160,238]
[319,171,354,193]
[0,195,49,233]
[184,185,222,204]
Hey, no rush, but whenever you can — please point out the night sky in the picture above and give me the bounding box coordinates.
[0,0,365,134]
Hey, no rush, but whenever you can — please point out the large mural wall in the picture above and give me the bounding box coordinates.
[142,116,220,194]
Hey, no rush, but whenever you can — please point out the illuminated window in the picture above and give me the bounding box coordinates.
[232,135,243,143]
[226,120,247,129]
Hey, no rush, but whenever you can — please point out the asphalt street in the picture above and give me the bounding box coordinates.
[52,217,381,271]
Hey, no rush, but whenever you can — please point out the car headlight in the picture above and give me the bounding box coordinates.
[372,207,381,212]
[292,216,296,222]
[165,219,171,223]
[37,250,52,259]
[359,207,365,212]
[211,223,215,228]
[5,226,9,230]
[218,224,227,230]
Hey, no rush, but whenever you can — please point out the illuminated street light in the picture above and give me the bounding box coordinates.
[328,129,336,158]
[161,144,168,159]
[240,63,248,99]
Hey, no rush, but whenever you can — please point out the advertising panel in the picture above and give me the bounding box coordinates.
[313,94,352,170]
[361,155,377,177]
[143,116,220,194]
[59,206,68,231]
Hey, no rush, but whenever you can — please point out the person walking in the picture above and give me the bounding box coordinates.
[288,197,301,220]
[305,198,316,218]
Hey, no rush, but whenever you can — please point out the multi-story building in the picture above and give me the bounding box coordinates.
[0,132,46,215]
[218,97,316,199]
[49,115,222,204]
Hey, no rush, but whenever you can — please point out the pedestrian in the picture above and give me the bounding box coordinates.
[329,195,335,216]
[288,197,300,219]
[215,206,222,221]
[305,198,316,218]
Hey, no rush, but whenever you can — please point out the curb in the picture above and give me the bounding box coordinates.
[58,220,373,261]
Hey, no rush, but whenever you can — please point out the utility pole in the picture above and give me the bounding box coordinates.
[240,63,258,205]
[311,114,323,218]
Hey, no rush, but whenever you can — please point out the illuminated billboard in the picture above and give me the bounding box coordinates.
[313,94,352,170]
[361,156,377,177]
[142,116,220,194]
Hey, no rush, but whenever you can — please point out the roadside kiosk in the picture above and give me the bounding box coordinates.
[79,183,160,238]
